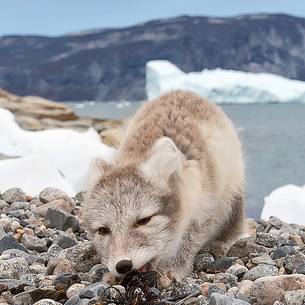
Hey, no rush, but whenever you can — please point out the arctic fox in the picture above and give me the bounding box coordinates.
[82,90,245,286]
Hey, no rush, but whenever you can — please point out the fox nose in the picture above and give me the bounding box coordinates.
[115,259,133,274]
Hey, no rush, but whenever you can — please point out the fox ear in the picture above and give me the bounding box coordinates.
[87,158,112,191]
[141,137,182,186]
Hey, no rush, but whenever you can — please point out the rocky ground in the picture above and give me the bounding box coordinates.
[0,188,305,304]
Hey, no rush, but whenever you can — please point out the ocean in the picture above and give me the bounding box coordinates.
[65,101,305,219]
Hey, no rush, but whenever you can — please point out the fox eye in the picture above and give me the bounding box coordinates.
[97,227,110,235]
[135,216,152,227]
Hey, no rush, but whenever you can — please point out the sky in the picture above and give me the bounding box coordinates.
[1,0,305,36]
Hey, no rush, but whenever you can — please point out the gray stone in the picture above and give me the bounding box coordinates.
[255,232,278,248]
[34,300,62,305]
[250,253,276,266]
[214,273,238,289]
[194,253,214,271]
[294,263,305,274]
[0,279,26,293]
[0,258,30,279]
[63,241,99,272]
[207,257,239,272]
[1,188,27,204]
[54,233,77,249]
[226,264,248,279]
[243,263,278,281]
[227,238,269,258]
[21,234,48,252]
[284,252,305,273]
[78,282,109,299]
[53,272,81,291]
[89,264,108,282]
[272,245,296,259]
[208,293,251,305]
[47,244,64,260]
[284,290,305,305]
[102,285,126,302]
[45,208,79,232]
[0,200,9,209]
[39,187,70,204]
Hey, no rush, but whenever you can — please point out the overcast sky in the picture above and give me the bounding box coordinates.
[1,0,305,36]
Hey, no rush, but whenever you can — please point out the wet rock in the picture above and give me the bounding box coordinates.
[272,245,296,259]
[0,235,28,254]
[208,293,251,304]
[0,258,30,279]
[53,272,81,291]
[1,188,27,204]
[243,264,278,281]
[45,208,80,232]
[227,238,270,258]
[250,274,305,305]
[21,234,48,252]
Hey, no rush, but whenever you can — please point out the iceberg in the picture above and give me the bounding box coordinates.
[261,184,305,225]
[0,108,116,195]
[146,60,305,103]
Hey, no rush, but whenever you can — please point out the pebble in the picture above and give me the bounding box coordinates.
[194,253,214,271]
[53,259,76,275]
[250,253,276,266]
[208,292,251,304]
[66,283,86,299]
[272,245,296,259]
[284,290,305,305]
[1,188,27,204]
[0,258,30,279]
[53,273,81,291]
[39,187,70,204]
[255,232,278,248]
[207,257,239,272]
[0,235,28,254]
[284,252,305,273]
[33,300,62,305]
[250,274,305,305]
[226,264,248,279]
[78,282,109,299]
[243,263,278,281]
[214,273,238,289]
[21,234,48,252]
[54,233,77,249]
[45,208,79,232]
[34,199,75,217]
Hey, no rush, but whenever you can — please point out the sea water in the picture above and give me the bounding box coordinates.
[65,101,305,219]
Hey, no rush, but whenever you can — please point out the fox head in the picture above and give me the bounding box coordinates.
[82,137,184,277]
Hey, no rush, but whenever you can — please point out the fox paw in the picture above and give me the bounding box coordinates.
[102,272,119,285]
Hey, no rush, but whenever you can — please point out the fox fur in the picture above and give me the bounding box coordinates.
[81,90,245,286]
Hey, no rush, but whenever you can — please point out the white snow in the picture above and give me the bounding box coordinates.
[261,184,305,225]
[146,60,305,103]
[0,108,116,196]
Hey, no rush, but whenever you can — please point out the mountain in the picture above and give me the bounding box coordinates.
[1,14,305,101]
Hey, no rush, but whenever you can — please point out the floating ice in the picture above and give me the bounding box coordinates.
[146,60,305,103]
[261,184,305,225]
[0,108,116,195]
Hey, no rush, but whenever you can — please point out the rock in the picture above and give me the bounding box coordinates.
[34,200,75,217]
[0,258,30,279]
[194,253,215,271]
[250,253,276,266]
[294,263,305,274]
[272,245,296,259]
[269,217,283,229]
[102,284,125,302]
[255,232,278,248]
[207,257,239,272]
[237,280,253,298]
[45,208,80,232]
[227,238,270,258]
[54,233,77,249]
[0,279,26,294]
[213,273,238,289]
[63,241,99,273]
[30,263,47,274]
[284,290,305,305]
[1,188,27,204]
[250,274,305,305]
[284,252,305,273]
[0,200,9,209]
[21,235,48,252]
[89,264,107,282]
[208,293,251,304]
[66,283,86,299]
[0,235,28,254]
[243,264,278,281]
[201,282,226,298]
[39,188,71,203]
[33,300,62,305]
[53,273,81,291]
[53,259,76,275]
[78,282,109,299]
[226,264,248,279]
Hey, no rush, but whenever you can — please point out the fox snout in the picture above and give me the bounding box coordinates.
[115,259,133,274]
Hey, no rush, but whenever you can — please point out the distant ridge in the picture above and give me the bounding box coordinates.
[0,14,305,101]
